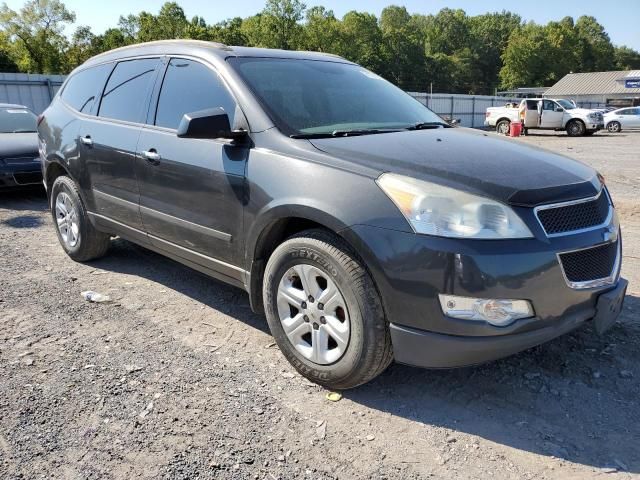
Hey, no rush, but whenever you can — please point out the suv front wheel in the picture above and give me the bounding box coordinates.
[263,229,393,389]
[51,175,111,261]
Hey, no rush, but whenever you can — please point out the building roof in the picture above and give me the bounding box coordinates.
[545,70,640,96]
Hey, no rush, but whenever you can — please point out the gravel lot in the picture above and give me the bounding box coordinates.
[1,129,639,479]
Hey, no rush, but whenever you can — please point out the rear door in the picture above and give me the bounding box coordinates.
[539,100,563,128]
[135,57,248,279]
[80,57,161,230]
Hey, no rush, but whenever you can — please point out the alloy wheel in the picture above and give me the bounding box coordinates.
[276,264,350,365]
[55,191,80,248]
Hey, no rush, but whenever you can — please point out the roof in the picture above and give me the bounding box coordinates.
[545,70,640,96]
[0,103,28,109]
[83,40,350,69]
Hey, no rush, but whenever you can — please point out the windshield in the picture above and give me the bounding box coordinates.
[0,108,37,133]
[228,58,446,137]
[556,99,576,110]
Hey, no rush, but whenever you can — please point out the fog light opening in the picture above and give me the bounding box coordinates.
[438,295,534,327]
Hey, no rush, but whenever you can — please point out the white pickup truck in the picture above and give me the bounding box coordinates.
[485,98,604,136]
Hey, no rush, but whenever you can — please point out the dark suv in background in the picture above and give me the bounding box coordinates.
[38,40,626,389]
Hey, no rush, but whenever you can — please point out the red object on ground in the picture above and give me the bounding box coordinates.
[510,122,523,137]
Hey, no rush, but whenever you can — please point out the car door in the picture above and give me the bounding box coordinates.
[622,108,640,128]
[539,100,563,129]
[524,100,539,127]
[136,57,248,279]
[80,57,161,231]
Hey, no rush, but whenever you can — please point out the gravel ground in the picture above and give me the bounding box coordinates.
[1,130,639,479]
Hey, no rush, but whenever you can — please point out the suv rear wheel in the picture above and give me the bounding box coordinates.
[496,119,510,135]
[51,176,111,261]
[263,229,393,389]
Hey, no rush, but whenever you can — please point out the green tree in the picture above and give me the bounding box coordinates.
[0,0,75,73]
[338,11,385,74]
[208,17,247,45]
[379,6,425,89]
[469,11,521,93]
[500,22,552,89]
[614,45,640,70]
[574,16,615,71]
[302,6,342,52]
[262,0,306,49]
[0,30,19,72]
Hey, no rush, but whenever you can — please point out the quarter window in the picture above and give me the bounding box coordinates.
[155,58,236,130]
[99,58,159,123]
[61,64,112,114]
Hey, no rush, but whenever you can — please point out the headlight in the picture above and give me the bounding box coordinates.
[377,173,533,239]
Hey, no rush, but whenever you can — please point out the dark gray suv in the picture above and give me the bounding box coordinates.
[38,40,626,389]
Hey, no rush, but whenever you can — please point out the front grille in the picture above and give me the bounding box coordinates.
[536,192,610,236]
[559,241,619,284]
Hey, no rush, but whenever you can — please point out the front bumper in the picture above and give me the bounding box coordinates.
[587,122,604,131]
[0,161,43,189]
[342,212,622,368]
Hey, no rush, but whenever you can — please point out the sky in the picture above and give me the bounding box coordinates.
[3,0,638,49]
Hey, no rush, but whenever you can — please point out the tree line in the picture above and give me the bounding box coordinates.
[1,0,639,94]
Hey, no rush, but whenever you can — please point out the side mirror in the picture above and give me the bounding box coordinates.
[450,118,461,126]
[555,107,564,113]
[177,107,247,140]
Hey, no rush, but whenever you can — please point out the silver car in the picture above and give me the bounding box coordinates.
[604,107,640,132]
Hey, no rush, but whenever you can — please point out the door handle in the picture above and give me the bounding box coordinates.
[142,149,161,164]
[80,135,93,146]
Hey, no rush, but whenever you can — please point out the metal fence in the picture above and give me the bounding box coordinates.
[0,73,65,114]
[408,92,521,128]
[0,73,609,126]
[407,92,608,128]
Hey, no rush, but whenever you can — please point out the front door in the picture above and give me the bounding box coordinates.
[136,57,248,279]
[81,57,161,230]
[539,100,564,129]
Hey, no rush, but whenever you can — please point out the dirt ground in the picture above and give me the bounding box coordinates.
[1,129,639,480]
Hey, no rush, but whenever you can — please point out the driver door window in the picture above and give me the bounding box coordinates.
[154,58,236,129]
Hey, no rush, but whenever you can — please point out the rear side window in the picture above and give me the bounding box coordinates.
[155,58,236,130]
[61,64,112,114]
[99,58,159,123]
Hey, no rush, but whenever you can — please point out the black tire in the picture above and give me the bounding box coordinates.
[607,121,621,133]
[51,176,111,261]
[263,229,393,389]
[566,119,586,137]
[495,119,510,135]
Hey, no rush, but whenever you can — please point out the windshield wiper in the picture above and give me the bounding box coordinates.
[404,121,451,130]
[291,128,401,139]
[12,129,37,133]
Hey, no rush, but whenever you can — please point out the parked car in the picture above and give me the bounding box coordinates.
[39,41,626,389]
[0,103,43,190]
[604,107,640,132]
[485,98,604,136]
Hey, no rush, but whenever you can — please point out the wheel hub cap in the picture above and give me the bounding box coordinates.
[276,264,350,365]
[55,192,80,248]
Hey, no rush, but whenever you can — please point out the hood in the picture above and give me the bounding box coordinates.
[309,128,600,207]
[570,108,600,117]
[0,132,39,161]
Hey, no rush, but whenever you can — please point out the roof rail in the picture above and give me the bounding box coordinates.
[89,39,229,61]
